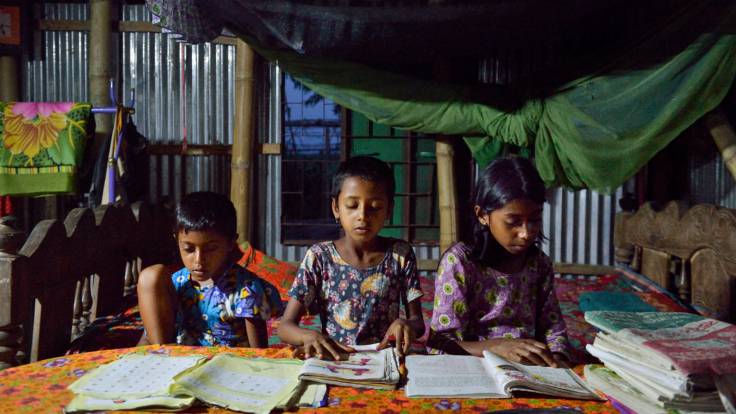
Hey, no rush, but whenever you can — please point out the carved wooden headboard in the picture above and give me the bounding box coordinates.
[0,202,176,369]
[614,201,736,322]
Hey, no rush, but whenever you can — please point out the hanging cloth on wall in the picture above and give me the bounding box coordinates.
[0,102,93,196]
[87,106,148,207]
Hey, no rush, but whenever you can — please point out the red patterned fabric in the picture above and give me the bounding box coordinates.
[1,345,619,413]
[236,241,297,301]
[0,196,12,216]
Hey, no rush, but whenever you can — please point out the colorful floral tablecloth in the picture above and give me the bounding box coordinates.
[0,345,618,413]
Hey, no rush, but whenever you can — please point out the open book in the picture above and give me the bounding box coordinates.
[298,343,400,390]
[66,353,326,413]
[405,352,600,400]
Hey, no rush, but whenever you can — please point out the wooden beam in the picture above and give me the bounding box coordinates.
[704,108,736,182]
[0,56,19,101]
[259,143,282,155]
[436,137,459,253]
[230,40,256,243]
[38,19,237,45]
[147,144,231,156]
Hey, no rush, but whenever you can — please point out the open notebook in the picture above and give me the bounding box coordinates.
[405,352,601,400]
[66,353,326,413]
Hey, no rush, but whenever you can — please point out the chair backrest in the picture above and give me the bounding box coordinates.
[614,201,736,322]
[0,202,176,367]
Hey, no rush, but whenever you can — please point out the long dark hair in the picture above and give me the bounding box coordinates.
[469,157,546,265]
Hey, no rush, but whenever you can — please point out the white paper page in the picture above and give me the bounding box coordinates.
[176,358,294,402]
[515,364,587,390]
[352,343,381,352]
[69,354,205,397]
[405,355,505,397]
[301,349,388,381]
[482,351,593,395]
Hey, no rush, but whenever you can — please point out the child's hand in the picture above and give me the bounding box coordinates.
[300,330,354,360]
[378,318,414,357]
[484,338,557,367]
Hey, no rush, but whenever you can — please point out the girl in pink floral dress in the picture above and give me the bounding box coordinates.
[428,157,571,367]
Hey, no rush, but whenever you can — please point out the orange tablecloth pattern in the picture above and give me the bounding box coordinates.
[0,345,618,413]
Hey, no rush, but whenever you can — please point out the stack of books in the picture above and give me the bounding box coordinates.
[583,311,736,413]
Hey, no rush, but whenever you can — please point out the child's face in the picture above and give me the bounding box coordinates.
[332,177,391,243]
[176,229,235,281]
[476,198,543,255]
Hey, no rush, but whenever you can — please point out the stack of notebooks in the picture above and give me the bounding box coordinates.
[298,344,400,390]
[583,311,736,414]
[66,345,400,413]
[405,351,601,400]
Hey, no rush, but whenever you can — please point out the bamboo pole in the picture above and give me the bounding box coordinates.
[704,108,736,182]
[0,56,19,101]
[230,39,255,244]
[436,137,459,253]
[89,0,113,151]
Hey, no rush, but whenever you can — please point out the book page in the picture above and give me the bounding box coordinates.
[173,354,302,414]
[482,351,598,398]
[68,354,206,399]
[300,349,388,381]
[405,355,505,398]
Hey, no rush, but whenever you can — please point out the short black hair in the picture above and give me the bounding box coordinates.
[330,156,395,202]
[174,191,237,239]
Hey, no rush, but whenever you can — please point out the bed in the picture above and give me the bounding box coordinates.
[0,201,733,368]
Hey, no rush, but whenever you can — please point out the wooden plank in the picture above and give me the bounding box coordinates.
[553,262,616,275]
[259,143,282,155]
[38,19,238,45]
[147,144,231,156]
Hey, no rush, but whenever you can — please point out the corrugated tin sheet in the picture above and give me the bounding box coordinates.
[122,5,234,200]
[24,4,88,101]
[25,4,234,202]
[688,154,736,209]
[542,187,623,265]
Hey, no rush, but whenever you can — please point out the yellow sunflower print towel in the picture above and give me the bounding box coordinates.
[0,102,92,196]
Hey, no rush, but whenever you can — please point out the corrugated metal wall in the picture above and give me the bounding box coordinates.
[688,154,736,209]
[24,4,89,101]
[543,187,625,265]
[24,4,233,204]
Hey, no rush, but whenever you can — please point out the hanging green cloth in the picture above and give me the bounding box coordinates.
[261,30,736,192]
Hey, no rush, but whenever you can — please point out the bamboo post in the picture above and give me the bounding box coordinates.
[0,56,19,101]
[89,0,113,162]
[704,108,736,182]
[230,39,255,244]
[436,137,459,253]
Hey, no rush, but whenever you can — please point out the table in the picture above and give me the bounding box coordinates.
[0,345,619,413]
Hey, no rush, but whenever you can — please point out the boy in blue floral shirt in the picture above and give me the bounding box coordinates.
[138,191,282,347]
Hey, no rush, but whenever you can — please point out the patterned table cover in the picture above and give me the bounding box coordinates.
[0,345,618,413]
